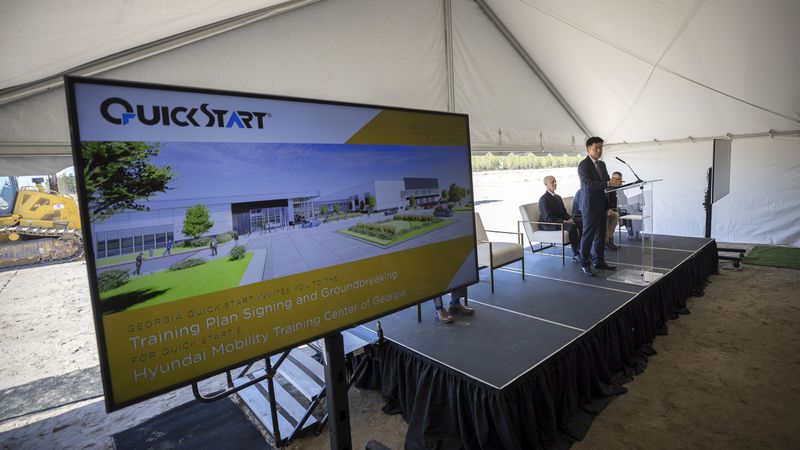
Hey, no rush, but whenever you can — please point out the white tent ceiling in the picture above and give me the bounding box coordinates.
[0,0,798,244]
[0,0,291,90]
[485,0,800,141]
[2,0,797,147]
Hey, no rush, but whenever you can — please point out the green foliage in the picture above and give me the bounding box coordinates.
[81,141,174,222]
[168,258,207,271]
[368,196,376,212]
[471,152,582,172]
[216,231,236,244]
[179,236,211,247]
[323,212,363,223]
[408,196,416,208]
[57,173,77,194]
[320,205,328,216]
[182,204,213,240]
[441,189,448,201]
[229,245,246,261]
[393,214,442,223]
[333,204,341,215]
[448,183,466,204]
[348,216,444,241]
[98,270,130,292]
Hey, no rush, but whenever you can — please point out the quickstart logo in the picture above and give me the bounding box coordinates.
[100,97,271,129]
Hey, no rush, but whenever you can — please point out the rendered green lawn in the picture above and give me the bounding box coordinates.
[339,219,454,246]
[100,252,253,310]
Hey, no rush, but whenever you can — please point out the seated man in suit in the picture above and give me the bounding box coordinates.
[572,188,584,235]
[538,176,581,261]
[617,185,645,240]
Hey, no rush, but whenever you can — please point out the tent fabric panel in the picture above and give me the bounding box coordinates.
[605,136,800,246]
[99,0,448,112]
[484,0,655,139]
[503,0,698,64]
[604,141,709,239]
[0,0,293,90]
[606,69,800,142]
[452,0,585,150]
[709,136,800,246]
[0,88,71,143]
[0,156,74,176]
[659,0,800,122]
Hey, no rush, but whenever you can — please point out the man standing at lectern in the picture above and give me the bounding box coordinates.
[577,137,622,276]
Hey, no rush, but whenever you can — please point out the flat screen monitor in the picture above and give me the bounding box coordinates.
[65,77,478,411]
[712,139,731,203]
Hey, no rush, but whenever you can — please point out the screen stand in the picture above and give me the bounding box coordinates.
[324,333,353,450]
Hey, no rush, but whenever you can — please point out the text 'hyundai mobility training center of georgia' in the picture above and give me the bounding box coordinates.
[91,177,442,258]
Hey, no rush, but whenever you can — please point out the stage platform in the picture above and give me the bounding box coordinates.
[356,234,718,450]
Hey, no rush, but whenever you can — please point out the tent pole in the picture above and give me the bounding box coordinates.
[443,0,456,113]
[471,0,592,137]
[605,129,800,149]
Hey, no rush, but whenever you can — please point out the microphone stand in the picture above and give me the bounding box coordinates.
[615,156,643,182]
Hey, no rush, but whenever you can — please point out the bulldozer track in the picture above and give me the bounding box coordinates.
[0,228,84,271]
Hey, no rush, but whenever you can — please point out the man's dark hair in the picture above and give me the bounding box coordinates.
[585,136,604,148]
[612,171,622,177]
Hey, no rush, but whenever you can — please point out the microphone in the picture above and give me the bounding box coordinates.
[615,156,643,182]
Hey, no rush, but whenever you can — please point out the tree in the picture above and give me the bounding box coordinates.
[57,173,76,194]
[333,204,341,215]
[448,183,465,205]
[182,204,214,240]
[320,205,328,217]
[368,196,376,215]
[441,190,448,201]
[408,196,416,209]
[82,141,174,222]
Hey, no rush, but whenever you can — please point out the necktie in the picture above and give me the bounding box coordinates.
[593,159,602,177]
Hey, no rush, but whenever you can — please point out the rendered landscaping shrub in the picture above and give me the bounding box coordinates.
[347,215,446,241]
[98,270,130,292]
[229,245,246,261]
[216,231,236,244]
[179,237,211,248]
[168,258,207,271]
[393,214,442,223]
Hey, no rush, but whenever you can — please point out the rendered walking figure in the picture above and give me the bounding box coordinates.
[164,239,172,255]
[433,286,474,323]
[210,237,218,256]
[134,253,143,275]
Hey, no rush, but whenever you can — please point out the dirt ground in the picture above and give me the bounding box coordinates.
[1,253,798,449]
[575,260,800,450]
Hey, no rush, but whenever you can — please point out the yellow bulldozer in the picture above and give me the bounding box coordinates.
[0,176,83,269]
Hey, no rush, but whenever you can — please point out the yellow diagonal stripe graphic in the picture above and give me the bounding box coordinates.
[101,235,474,406]
[346,110,468,146]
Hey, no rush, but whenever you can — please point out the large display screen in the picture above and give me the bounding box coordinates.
[65,77,478,411]
[712,138,731,203]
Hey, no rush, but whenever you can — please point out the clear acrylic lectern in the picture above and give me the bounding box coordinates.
[606,179,663,286]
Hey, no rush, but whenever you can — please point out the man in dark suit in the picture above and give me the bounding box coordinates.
[577,137,622,276]
[538,176,581,260]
